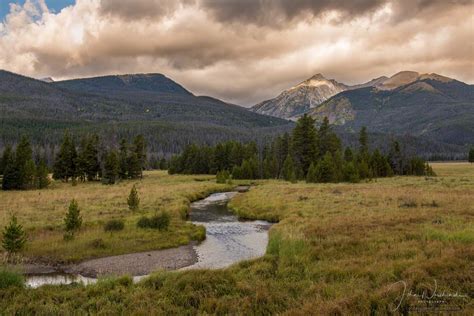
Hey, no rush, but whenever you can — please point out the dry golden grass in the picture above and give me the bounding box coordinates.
[228,162,474,314]
[0,171,232,262]
[0,163,472,314]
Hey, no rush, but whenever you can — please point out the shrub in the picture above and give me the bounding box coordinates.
[90,238,107,249]
[2,215,27,255]
[137,216,151,228]
[191,226,206,241]
[137,212,170,230]
[399,197,417,208]
[127,185,140,211]
[104,219,125,232]
[216,170,230,184]
[0,269,24,289]
[64,199,82,232]
[422,200,439,207]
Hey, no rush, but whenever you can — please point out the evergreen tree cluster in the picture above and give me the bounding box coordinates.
[169,115,435,182]
[0,136,49,191]
[168,141,259,176]
[52,133,147,185]
[469,147,474,163]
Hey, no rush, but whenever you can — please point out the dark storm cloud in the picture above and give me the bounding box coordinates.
[99,0,195,20]
[200,0,386,26]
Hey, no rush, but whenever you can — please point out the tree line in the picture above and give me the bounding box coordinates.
[169,115,436,182]
[0,137,49,190]
[53,132,147,184]
[0,133,149,190]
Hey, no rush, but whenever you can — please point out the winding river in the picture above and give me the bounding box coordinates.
[26,191,271,288]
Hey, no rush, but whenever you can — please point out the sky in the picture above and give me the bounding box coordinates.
[0,0,473,106]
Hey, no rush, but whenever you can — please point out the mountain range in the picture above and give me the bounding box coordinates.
[0,70,292,156]
[252,71,474,152]
[0,69,472,159]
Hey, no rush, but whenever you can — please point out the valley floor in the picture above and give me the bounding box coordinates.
[0,163,473,314]
[0,172,232,263]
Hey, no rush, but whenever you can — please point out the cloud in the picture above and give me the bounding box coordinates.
[0,0,472,106]
[200,0,386,26]
[99,0,194,21]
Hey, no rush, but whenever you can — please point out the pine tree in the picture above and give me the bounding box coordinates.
[370,149,383,177]
[388,140,404,175]
[282,154,296,182]
[231,165,242,180]
[359,126,369,156]
[36,159,50,189]
[0,145,13,175]
[159,158,167,170]
[469,147,474,163]
[344,147,354,162]
[1,147,17,190]
[76,137,88,182]
[240,159,254,179]
[127,152,141,179]
[102,150,119,184]
[132,135,146,178]
[292,114,318,176]
[22,159,36,190]
[357,159,371,179]
[216,170,230,183]
[15,136,33,189]
[342,161,360,183]
[276,133,290,174]
[2,215,27,256]
[306,162,318,183]
[64,199,82,233]
[317,117,341,158]
[127,185,140,211]
[53,132,77,182]
[119,138,129,179]
[85,134,100,181]
[315,152,336,183]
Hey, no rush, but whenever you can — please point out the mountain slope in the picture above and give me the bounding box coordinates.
[309,76,474,146]
[54,73,193,96]
[251,74,347,119]
[0,70,293,155]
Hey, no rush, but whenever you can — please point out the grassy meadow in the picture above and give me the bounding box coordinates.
[0,163,473,314]
[0,171,232,262]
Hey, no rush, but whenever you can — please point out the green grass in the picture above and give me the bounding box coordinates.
[0,268,24,289]
[0,163,472,314]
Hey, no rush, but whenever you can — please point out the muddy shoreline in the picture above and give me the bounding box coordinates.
[14,242,198,278]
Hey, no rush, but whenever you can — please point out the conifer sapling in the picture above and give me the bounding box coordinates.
[128,185,140,211]
[2,215,27,255]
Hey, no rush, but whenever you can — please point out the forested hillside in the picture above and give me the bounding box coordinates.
[0,70,293,161]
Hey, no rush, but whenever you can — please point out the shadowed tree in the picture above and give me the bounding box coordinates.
[53,131,77,182]
[119,138,129,179]
[282,154,296,182]
[102,150,119,185]
[0,145,13,176]
[132,135,147,178]
[292,114,318,176]
[36,159,50,189]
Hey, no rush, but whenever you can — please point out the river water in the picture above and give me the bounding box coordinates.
[26,191,270,288]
